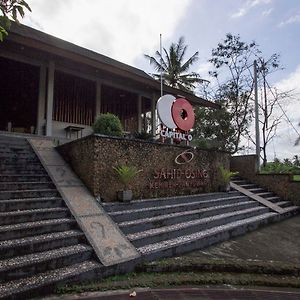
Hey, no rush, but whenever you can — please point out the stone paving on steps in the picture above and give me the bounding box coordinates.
[28,138,140,266]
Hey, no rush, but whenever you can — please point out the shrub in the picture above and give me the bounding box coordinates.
[113,165,142,190]
[92,113,123,137]
[133,131,153,141]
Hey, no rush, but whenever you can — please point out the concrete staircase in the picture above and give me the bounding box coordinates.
[231,177,299,213]
[103,190,288,262]
[0,135,101,299]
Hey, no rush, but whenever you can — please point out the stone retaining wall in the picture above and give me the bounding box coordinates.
[230,155,300,206]
[57,134,229,202]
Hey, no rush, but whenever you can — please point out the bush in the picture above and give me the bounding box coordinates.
[113,165,142,190]
[92,113,123,137]
[133,131,153,141]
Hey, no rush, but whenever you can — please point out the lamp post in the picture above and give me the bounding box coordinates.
[254,60,260,171]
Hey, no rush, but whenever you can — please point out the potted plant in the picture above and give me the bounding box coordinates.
[113,165,142,201]
[219,165,239,192]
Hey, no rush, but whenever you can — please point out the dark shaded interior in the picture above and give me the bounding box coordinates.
[53,71,96,126]
[0,57,39,132]
[101,85,139,132]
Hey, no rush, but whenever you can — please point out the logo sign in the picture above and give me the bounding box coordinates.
[157,95,195,142]
[175,150,195,165]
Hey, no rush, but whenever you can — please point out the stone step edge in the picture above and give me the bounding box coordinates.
[0,207,69,218]
[0,260,101,298]
[0,188,58,194]
[127,206,269,241]
[0,230,84,251]
[0,218,75,233]
[138,212,278,255]
[109,195,249,216]
[118,201,257,227]
[0,197,62,205]
[0,181,52,185]
[0,244,93,273]
[103,191,240,208]
[0,174,49,178]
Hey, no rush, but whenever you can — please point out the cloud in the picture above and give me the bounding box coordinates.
[231,0,272,18]
[271,65,300,158]
[23,0,192,65]
[197,62,212,77]
[278,13,300,27]
[262,7,273,17]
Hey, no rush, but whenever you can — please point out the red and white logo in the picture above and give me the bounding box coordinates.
[157,95,195,142]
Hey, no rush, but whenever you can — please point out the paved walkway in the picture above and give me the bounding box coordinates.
[188,214,300,264]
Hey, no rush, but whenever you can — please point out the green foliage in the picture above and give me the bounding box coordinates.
[219,166,239,185]
[194,103,237,153]
[260,157,300,175]
[133,131,153,141]
[92,113,123,137]
[145,36,204,92]
[0,0,31,41]
[113,165,142,190]
[195,34,259,154]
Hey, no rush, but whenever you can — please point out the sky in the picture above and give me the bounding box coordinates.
[22,0,300,160]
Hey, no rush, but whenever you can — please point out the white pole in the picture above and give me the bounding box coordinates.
[160,33,163,97]
[254,60,260,171]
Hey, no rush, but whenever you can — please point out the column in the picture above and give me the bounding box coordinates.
[95,79,102,120]
[46,61,55,136]
[151,93,157,136]
[37,65,46,135]
[137,95,142,133]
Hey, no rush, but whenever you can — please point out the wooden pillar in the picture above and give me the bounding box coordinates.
[137,95,142,133]
[95,79,102,120]
[46,61,55,136]
[37,65,46,135]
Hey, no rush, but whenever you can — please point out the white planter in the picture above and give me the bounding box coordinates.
[117,190,133,202]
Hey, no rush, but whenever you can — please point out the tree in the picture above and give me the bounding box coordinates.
[0,0,31,41]
[194,34,258,153]
[144,36,204,92]
[244,55,295,167]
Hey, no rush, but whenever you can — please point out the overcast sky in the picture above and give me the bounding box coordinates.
[23,0,300,160]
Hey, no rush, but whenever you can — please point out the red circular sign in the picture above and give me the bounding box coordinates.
[171,98,195,131]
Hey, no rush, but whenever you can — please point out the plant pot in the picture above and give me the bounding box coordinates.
[117,190,133,202]
[219,183,231,192]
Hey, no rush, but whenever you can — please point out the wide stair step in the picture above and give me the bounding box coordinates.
[0,230,86,259]
[0,207,70,225]
[102,191,241,212]
[0,181,55,191]
[139,212,278,261]
[0,135,101,298]
[0,174,51,182]
[109,195,249,222]
[118,201,259,234]
[0,189,60,199]
[0,218,77,241]
[0,244,93,282]
[0,197,64,212]
[0,260,101,299]
[129,206,269,248]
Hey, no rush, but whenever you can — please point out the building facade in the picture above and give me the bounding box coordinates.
[0,23,218,139]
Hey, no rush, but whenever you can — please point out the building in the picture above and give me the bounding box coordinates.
[0,23,218,139]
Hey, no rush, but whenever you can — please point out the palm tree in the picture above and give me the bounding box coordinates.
[144,36,203,92]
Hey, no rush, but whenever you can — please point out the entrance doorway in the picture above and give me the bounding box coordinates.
[0,57,39,133]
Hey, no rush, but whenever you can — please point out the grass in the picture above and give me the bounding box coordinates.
[55,258,300,295]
